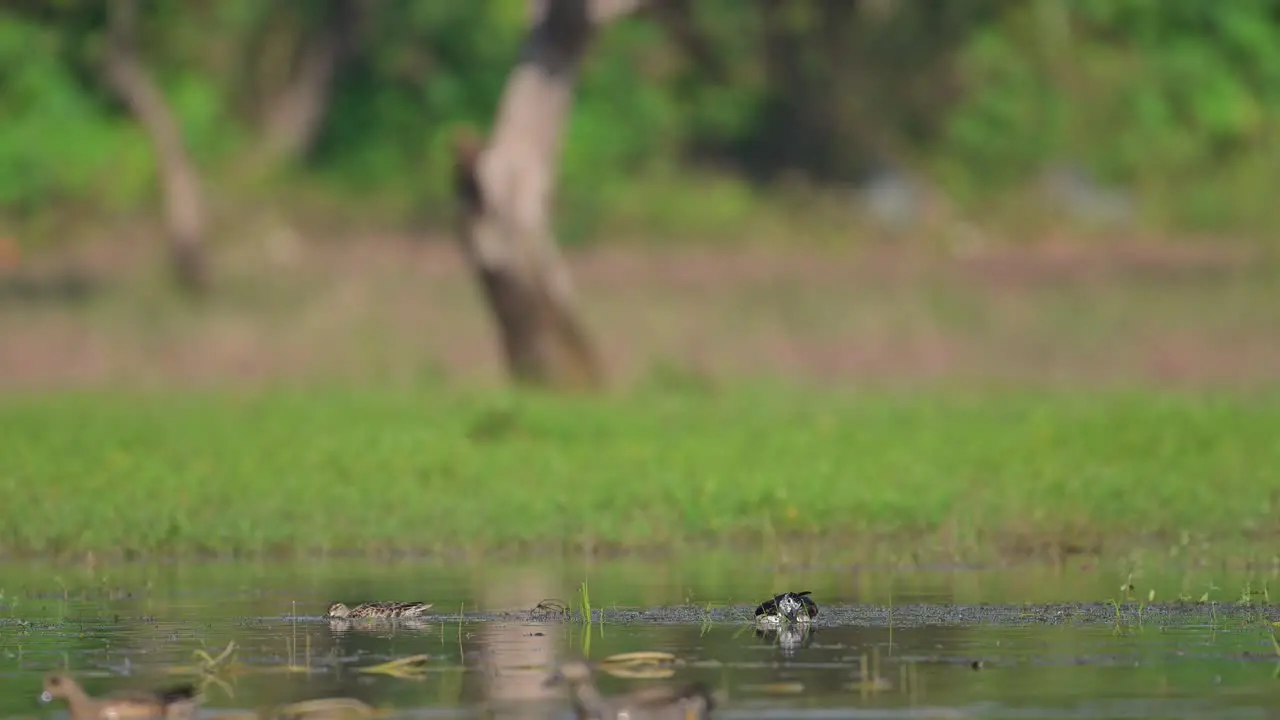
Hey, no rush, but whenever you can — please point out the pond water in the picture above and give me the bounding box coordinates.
[1,559,1277,719]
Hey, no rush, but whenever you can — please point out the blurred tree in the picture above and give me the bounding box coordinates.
[453,0,645,391]
[732,0,1007,183]
[4,0,1280,247]
[241,0,370,169]
[100,0,208,294]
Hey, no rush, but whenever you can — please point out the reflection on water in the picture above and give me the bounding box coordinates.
[1,560,1277,719]
[754,624,816,658]
[478,566,558,718]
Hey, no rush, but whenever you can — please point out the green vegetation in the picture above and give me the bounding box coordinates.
[5,0,1280,243]
[2,386,1277,560]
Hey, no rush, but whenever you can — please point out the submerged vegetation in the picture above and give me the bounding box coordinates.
[2,385,1278,560]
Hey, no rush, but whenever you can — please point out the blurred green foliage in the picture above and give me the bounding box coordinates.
[2,0,1280,242]
[943,0,1280,230]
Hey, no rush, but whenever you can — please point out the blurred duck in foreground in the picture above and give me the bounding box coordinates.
[543,660,716,719]
[39,671,201,720]
[324,601,432,619]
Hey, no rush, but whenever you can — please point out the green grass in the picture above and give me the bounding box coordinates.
[1,385,1278,560]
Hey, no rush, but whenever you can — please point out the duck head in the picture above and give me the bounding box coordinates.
[40,672,73,703]
[776,593,806,623]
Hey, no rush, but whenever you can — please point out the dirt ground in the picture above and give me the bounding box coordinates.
[1,228,1276,393]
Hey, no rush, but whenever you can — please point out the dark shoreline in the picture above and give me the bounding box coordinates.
[273,601,1280,630]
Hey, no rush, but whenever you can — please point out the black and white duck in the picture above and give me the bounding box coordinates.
[753,590,818,629]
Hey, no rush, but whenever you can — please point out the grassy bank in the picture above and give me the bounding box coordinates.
[3,386,1278,561]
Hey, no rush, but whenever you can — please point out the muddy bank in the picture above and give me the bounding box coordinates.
[304,601,1279,629]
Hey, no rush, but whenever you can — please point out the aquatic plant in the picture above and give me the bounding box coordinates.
[578,581,592,623]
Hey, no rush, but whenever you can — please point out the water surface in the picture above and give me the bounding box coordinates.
[1,560,1277,719]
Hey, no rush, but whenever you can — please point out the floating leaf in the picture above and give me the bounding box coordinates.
[598,650,682,678]
[601,651,678,665]
[357,654,433,679]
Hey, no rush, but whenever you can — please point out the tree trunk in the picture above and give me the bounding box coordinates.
[257,0,367,165]
[452,0,642,391]
[102,0,209,295]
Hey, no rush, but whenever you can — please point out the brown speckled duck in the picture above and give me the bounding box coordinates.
[324,601,432,619]
[543,661,716,720]
[39,671,201,720]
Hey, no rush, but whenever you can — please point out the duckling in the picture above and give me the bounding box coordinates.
[39,671,200,720]
[324,601,432,619]
[543,660,715,720]
[753,591,818,629]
